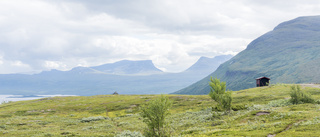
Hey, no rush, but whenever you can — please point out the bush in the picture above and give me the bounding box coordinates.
[208,77,232,112]
[140,95,172,137]
[231,104,248,111]
[290,85,314,104]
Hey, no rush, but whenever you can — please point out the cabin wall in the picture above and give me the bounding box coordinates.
[260,79,269,86]
[256,78,270,87]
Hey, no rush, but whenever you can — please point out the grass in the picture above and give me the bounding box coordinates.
[0,84,320,136]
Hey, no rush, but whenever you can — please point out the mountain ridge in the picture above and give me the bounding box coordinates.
[174,15,320,95]
[90,60,163,75]
[184,55,233,74]
[0,55,232,95]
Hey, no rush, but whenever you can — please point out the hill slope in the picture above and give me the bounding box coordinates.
[174,16,320,95]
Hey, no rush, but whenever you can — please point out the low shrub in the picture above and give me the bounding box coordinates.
[290,85,314,104]
[231,104,248,111]
[0,125,6,129]
[0,114,12,118]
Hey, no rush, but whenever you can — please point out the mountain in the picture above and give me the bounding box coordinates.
[184,55,233,75]
[90,60,163,75]
[174,16,320,95]
[0,56,231,95]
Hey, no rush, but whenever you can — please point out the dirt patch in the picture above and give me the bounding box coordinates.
[256,111,270,116]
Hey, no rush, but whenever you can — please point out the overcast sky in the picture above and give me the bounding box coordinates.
[1,0,320,74]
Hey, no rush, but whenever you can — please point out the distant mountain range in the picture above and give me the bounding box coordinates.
[0,55,232,95]
[184,55,233,74]
[174,16,320,95]
[90,60,163,75]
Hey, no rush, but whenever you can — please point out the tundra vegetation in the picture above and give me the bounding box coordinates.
[0,84,320,136]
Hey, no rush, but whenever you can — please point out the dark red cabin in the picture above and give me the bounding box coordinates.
[256,77,270,87]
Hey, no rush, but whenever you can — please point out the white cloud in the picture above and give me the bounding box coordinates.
[1,0,320,73]
[0,56,33,74]
[44,61,67,70]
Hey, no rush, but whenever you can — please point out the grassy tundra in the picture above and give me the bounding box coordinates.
[0,84,320,136]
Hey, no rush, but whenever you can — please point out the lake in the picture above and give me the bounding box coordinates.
[0,95,77,104]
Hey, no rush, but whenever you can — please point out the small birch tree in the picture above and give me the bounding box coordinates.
[140,95,172,137]
[208,77,232,112]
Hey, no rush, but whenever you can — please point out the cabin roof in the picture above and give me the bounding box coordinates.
[255,77,270,80]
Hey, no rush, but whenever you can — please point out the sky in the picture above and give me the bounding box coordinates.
[1,0,320,74]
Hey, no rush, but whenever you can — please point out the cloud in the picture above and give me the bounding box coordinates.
[0,56,33,74]
[1,0,320,73]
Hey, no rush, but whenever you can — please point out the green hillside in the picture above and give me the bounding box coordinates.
[174,16,320,95]
[0,84,320,136]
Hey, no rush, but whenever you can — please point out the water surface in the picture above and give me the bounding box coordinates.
[0,95,76,104]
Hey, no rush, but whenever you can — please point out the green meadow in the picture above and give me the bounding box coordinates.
[0,84,320,136]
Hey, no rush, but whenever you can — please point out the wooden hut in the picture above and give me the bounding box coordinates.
[256,77,270,87]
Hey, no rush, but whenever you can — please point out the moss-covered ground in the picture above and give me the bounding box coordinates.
[0,84,320,136]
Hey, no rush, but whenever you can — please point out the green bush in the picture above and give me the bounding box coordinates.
[231,104,248,111]
[208,77,232,112]
[140,95,172,137]
[289,85,314,104]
